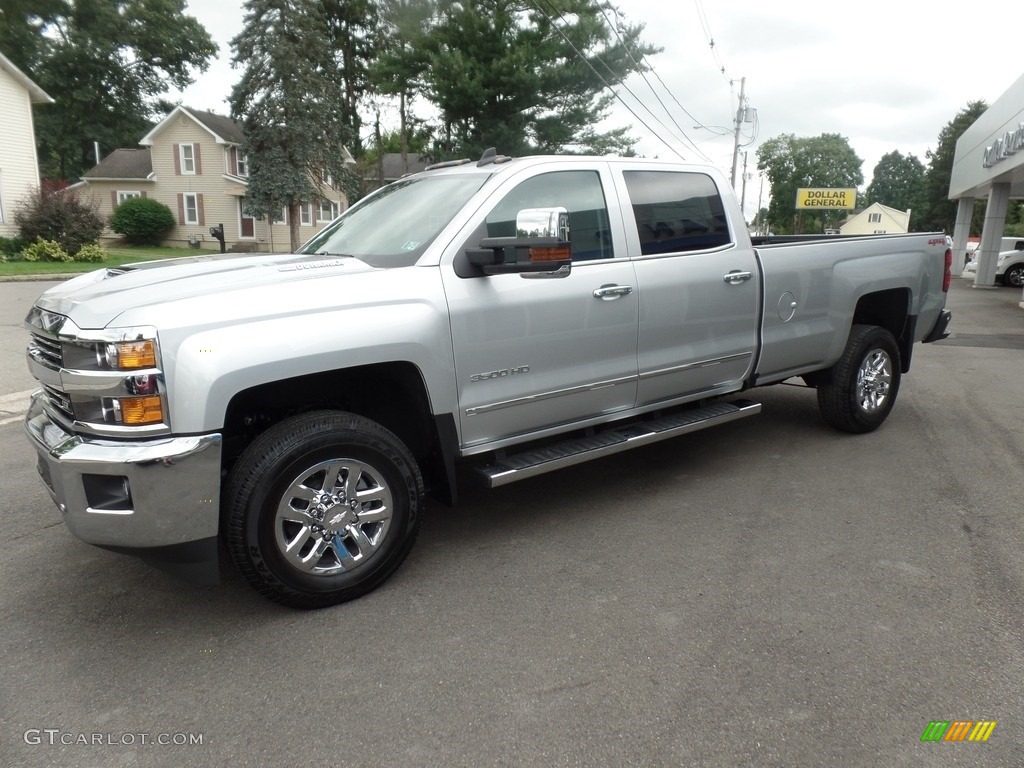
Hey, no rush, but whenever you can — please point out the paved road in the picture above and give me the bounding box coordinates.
[2,278,1022,766]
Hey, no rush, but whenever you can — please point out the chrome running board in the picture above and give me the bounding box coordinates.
[473,400,761,488]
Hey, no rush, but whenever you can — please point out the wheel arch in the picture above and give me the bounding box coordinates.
[852,288,913,372]
[220,362,458,507]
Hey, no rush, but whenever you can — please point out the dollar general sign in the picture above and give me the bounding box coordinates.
[795,188,857,209]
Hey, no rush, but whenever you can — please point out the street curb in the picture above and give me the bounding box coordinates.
[0,274,79,282]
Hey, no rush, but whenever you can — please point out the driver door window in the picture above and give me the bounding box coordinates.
[485,171,614,261]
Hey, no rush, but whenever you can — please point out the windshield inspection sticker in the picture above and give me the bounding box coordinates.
[401,241,420,251]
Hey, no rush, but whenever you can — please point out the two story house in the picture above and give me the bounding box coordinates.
[0,50,52,238]
[79,106,348,251]
[840,202,911,235]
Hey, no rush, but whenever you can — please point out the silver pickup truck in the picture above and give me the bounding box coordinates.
[24,154,952,607]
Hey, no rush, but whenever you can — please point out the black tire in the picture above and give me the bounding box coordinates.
[817,325,901,434]
[224,410,424,609]
[1004,263,1024,288]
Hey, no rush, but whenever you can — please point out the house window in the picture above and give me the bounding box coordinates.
[318,200,339,222]
[180,143,196,174]
[322,168,333,187]
[117,191,141,205]
[273,206,287,225]
[237,153,248,177]
[184,193,199,224]
[300,204,312,226]
[868,212,881,223]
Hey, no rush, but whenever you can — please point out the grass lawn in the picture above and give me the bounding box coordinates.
[0,245,223,277]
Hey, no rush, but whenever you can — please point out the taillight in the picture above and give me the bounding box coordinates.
[943,249,952,292]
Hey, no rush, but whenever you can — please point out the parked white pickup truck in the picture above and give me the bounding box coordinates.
[25,153,952,607]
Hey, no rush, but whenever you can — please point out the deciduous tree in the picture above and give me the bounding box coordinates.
[921,100,988,233]
[757,133,864,234]
[1,0,216,182]
[863,150,927,229]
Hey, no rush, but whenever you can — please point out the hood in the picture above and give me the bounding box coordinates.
[32,252,381,329]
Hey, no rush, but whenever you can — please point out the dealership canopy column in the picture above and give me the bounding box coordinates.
[948,72,1024,305]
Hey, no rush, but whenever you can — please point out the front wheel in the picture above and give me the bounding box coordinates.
[817,325,901,433]
[1003,263,1024,288]
[224,411,424,608]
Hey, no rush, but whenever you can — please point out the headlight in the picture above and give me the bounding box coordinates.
[26,313,170,436]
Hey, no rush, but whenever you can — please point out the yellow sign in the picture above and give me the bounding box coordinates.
[796,188,857,209]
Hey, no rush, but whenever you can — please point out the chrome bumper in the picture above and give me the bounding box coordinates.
[25,391,222,580]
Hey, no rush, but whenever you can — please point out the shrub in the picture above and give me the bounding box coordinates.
[73,242,108,262]
[21,238,72,262]
[109,196,176,245]
[0,235,28,257]
[15,188,104,255]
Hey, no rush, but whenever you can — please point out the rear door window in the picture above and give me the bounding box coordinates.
[623,171,732,255]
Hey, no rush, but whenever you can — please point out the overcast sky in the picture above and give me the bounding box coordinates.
[170,1,1024,217]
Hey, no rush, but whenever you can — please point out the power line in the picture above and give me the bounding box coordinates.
[594,5,713,163]
[529,0,689,160]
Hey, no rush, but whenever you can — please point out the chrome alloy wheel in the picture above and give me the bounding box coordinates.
[275,458,393,576]
[855,349,892,413]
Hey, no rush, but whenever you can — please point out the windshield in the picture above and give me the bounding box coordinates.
[299,173,490,268]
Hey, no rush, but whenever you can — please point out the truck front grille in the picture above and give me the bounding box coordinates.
[29,333,63,368]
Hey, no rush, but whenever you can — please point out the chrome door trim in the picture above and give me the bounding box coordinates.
[465,375,637,416]
[638,352,752,380]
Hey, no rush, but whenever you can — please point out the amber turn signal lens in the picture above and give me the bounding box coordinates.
[116,340,157,369]
[528,246,571,262]
[119,396,164,425]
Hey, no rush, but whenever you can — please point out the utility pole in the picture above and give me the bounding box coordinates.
[730,76,746,189]
[740,151,749,221]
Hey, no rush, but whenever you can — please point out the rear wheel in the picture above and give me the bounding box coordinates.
[817,325,901,433]
[225,411,423,608]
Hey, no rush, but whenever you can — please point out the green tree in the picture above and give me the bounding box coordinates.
[373,0,437,165]
[2,0,217,183]
[230,0,356,251]
[757,133,864,234]
[322,0,383,156]
[921,100,988,233]
[862,151,927,229]
[418,0,658,159]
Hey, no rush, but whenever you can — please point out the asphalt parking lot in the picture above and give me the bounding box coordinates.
[2,276,1022,767]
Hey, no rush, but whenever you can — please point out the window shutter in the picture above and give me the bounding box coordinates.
[111,191,117,209]
[173,144,181,175]
[197,194,205,226]
[194,144,202,175]
[230,147,237,174]
[141,191,147,198]
[177,193,185,225]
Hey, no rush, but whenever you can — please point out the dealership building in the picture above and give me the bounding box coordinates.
[949,72,1024,306]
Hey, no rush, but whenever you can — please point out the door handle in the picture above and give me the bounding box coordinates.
[593,284,634,299]
[723,270,753,284]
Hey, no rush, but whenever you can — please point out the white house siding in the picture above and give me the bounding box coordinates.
[0,64,44,238]
[840,203,910,235]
